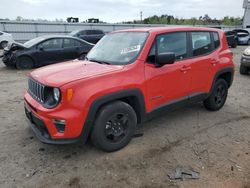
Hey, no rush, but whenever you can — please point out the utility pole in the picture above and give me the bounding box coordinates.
[140,11,143,23]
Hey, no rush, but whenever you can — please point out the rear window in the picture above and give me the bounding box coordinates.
[213,32,220,49]
[191,32,212,57]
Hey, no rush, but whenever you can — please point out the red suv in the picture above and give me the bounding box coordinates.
[24,27,234,152]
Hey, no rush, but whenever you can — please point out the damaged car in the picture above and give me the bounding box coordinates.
[2,35,94,69]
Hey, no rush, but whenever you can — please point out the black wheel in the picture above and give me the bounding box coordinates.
[16,56,34,69]
[78,53,86,60]
[232,41,237,48]
[240,64,249,75]
[204,79,228,111]
[91,101,137,152]
[0,41,8,49]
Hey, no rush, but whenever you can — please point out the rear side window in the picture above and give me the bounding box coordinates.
[74,40,83,47]
[191,32,212,56]
[213,32,220,49]
[63,39,75,48]
[156,32,187,60]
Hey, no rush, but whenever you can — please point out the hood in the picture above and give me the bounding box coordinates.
[4,42,27,51]
[30,60,124,87]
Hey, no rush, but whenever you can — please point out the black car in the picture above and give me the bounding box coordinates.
[69,29,105,44]
[2,35,94,69]
[225,31,238,48]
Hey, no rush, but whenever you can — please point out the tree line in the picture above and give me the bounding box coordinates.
[123,14,242,26]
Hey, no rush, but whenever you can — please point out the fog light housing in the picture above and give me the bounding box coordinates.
[53,119,66,133]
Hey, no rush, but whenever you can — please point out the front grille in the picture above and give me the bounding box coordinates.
[28,78,45,103]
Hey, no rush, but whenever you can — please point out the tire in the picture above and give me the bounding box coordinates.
[203,79,228,111]
[78,53,86,60]
[91,101,137,152]
[0,41,8,49]
[232,41,237,48]
[16,56,34,70]
[240,64,249,75]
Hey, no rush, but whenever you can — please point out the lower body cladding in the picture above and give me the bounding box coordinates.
[24,92,87,144]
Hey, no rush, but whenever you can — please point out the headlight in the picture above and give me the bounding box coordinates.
[53,88,60,102]
[244,48,250,56]
[43,87,61,109]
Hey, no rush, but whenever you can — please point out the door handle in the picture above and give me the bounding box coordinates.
[180,66,191,72]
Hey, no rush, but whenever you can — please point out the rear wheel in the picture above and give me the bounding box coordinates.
[16,56,34,69]
[91,101,137,152]
[78,53,87,60]
[204,79,228,111]
[240,64,249,75]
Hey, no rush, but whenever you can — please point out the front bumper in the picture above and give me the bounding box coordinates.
[25,103,82,144]
[24,91,87,144]
[2,52,17,66]
[237,39,248,45]
[241,55,250,67]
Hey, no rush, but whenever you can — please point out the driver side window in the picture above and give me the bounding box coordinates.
[147,32,188,64]
[157,32,187,60]
[38,39,63,50]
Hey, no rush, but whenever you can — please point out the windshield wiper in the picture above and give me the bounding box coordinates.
[88,58,111,65]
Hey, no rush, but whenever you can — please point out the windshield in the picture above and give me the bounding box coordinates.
[87,32,148,65]
[23,37,46,48]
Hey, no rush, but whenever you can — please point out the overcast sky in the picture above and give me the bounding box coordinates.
[0,0,245,23]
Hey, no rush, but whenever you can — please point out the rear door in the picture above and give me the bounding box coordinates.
[34,38,63,65]
[145,32,193,111]
[188,31,218,94]
[62,38,79,60]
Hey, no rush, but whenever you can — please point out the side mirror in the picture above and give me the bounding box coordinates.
[39,46,44,51]
[156,52,175,67]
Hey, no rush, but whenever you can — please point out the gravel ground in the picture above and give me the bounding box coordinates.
[0,46,250,188]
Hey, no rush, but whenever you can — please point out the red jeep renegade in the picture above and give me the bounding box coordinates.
[24,27,234,152]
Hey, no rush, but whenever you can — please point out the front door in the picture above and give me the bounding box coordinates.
[145,32,192,112]
[34,38,63,65]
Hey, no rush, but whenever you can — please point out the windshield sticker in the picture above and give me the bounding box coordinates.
[121,45,141,54]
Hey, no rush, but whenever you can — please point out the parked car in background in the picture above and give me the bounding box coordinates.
[24,27,234,152]
[240,46,250,75]
[0,31,14,49]
[225,31,238,48]
[70,29,105,44]
[2,35,94,69]
[233,29,250,45]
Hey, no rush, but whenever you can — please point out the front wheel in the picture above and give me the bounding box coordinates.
[16,56,34,69]
[204,79,228,111]
[232,41,237,48]
[91,101,137,152]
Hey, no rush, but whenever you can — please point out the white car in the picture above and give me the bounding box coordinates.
[0,31,14,49]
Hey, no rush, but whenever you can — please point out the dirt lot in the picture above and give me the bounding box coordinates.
[0,46,250,188]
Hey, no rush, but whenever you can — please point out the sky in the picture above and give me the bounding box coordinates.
[0,0,245,23]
